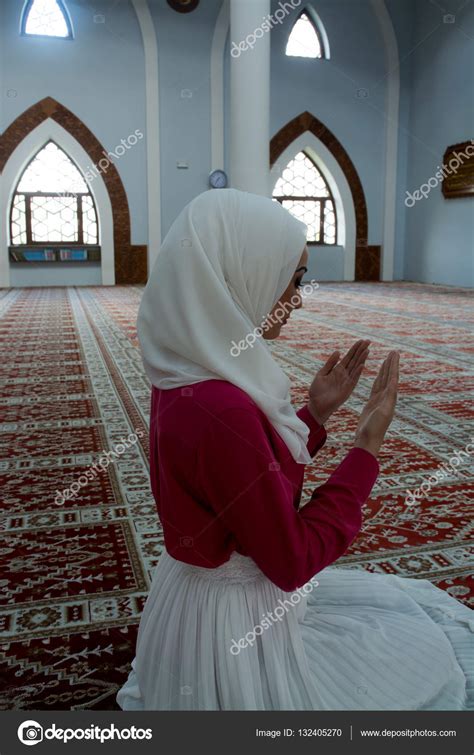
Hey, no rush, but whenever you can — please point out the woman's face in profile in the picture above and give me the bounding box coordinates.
[262,246,309,340]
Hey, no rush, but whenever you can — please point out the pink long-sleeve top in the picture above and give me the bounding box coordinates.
[149,379,379,592]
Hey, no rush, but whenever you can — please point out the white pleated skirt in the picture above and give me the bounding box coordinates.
[116,550,474,711]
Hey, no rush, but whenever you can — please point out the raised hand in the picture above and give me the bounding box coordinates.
[355,351,400,458]
[308,340,370,425]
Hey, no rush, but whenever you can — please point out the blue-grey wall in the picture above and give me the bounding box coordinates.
[393,0,474,286]
[269,0,386,245]
[1,0,147,286]
[9,262,102,287]
[1,0,472,287]
[150,0,223,238]
[224,0,387,280]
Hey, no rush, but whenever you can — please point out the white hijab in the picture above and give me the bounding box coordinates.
[137,188,312,464]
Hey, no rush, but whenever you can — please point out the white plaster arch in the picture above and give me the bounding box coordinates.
[0,118,114,287]
[211,0,229,172]
[270,132,356,280]
[370,0,399,281]
[131,0,161,273]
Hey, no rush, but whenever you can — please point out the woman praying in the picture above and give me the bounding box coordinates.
[117,188,473,711]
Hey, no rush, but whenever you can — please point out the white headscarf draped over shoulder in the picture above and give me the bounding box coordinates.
[137,188,312,463]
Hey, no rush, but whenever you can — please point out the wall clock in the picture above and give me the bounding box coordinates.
[167,0,200,13]
[209,169,228,189]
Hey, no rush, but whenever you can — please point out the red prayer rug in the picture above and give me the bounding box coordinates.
[0,282,472,710]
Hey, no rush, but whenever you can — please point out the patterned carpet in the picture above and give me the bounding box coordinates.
[0,282,473,711]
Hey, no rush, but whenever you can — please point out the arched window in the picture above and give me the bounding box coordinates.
[10,141,98,247]
[273,151,337,245]
[286,9,329,59]
[21,0,73,39]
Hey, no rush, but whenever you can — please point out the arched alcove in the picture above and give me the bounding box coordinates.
[271,112,380,281]
[1,120,114,287]
[270,132,356,280]
[0,97,147,287]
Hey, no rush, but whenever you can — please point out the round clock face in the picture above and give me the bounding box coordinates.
[209,170,228,189]
[167,0,199,13]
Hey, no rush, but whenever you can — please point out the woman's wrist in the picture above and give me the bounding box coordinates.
[354,437,381,459]
[307,402,331,426]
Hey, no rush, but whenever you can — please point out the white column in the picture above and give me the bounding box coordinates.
[131,0,161,276]
[371,0,399,281]
[230,0,271,196]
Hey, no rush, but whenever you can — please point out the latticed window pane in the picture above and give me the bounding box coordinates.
[30,195,78,242]
[274,152,329,197]
[11,141,99,246]
[324,202,336,244]
[273,151,337,245]
[282,200,321,242]
[82,195,98,244]
[11,195,27,244]
[18,142,87,194]
[286,13,322,59]
[23,0,71,38]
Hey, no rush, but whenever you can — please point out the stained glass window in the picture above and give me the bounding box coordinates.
[273,151,337,245]
[21,0,72,39]
[10,141,98,246]
[286,12,323,59]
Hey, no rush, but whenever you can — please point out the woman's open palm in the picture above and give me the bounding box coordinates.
[355,351,400,457]
[308,340,370,424]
